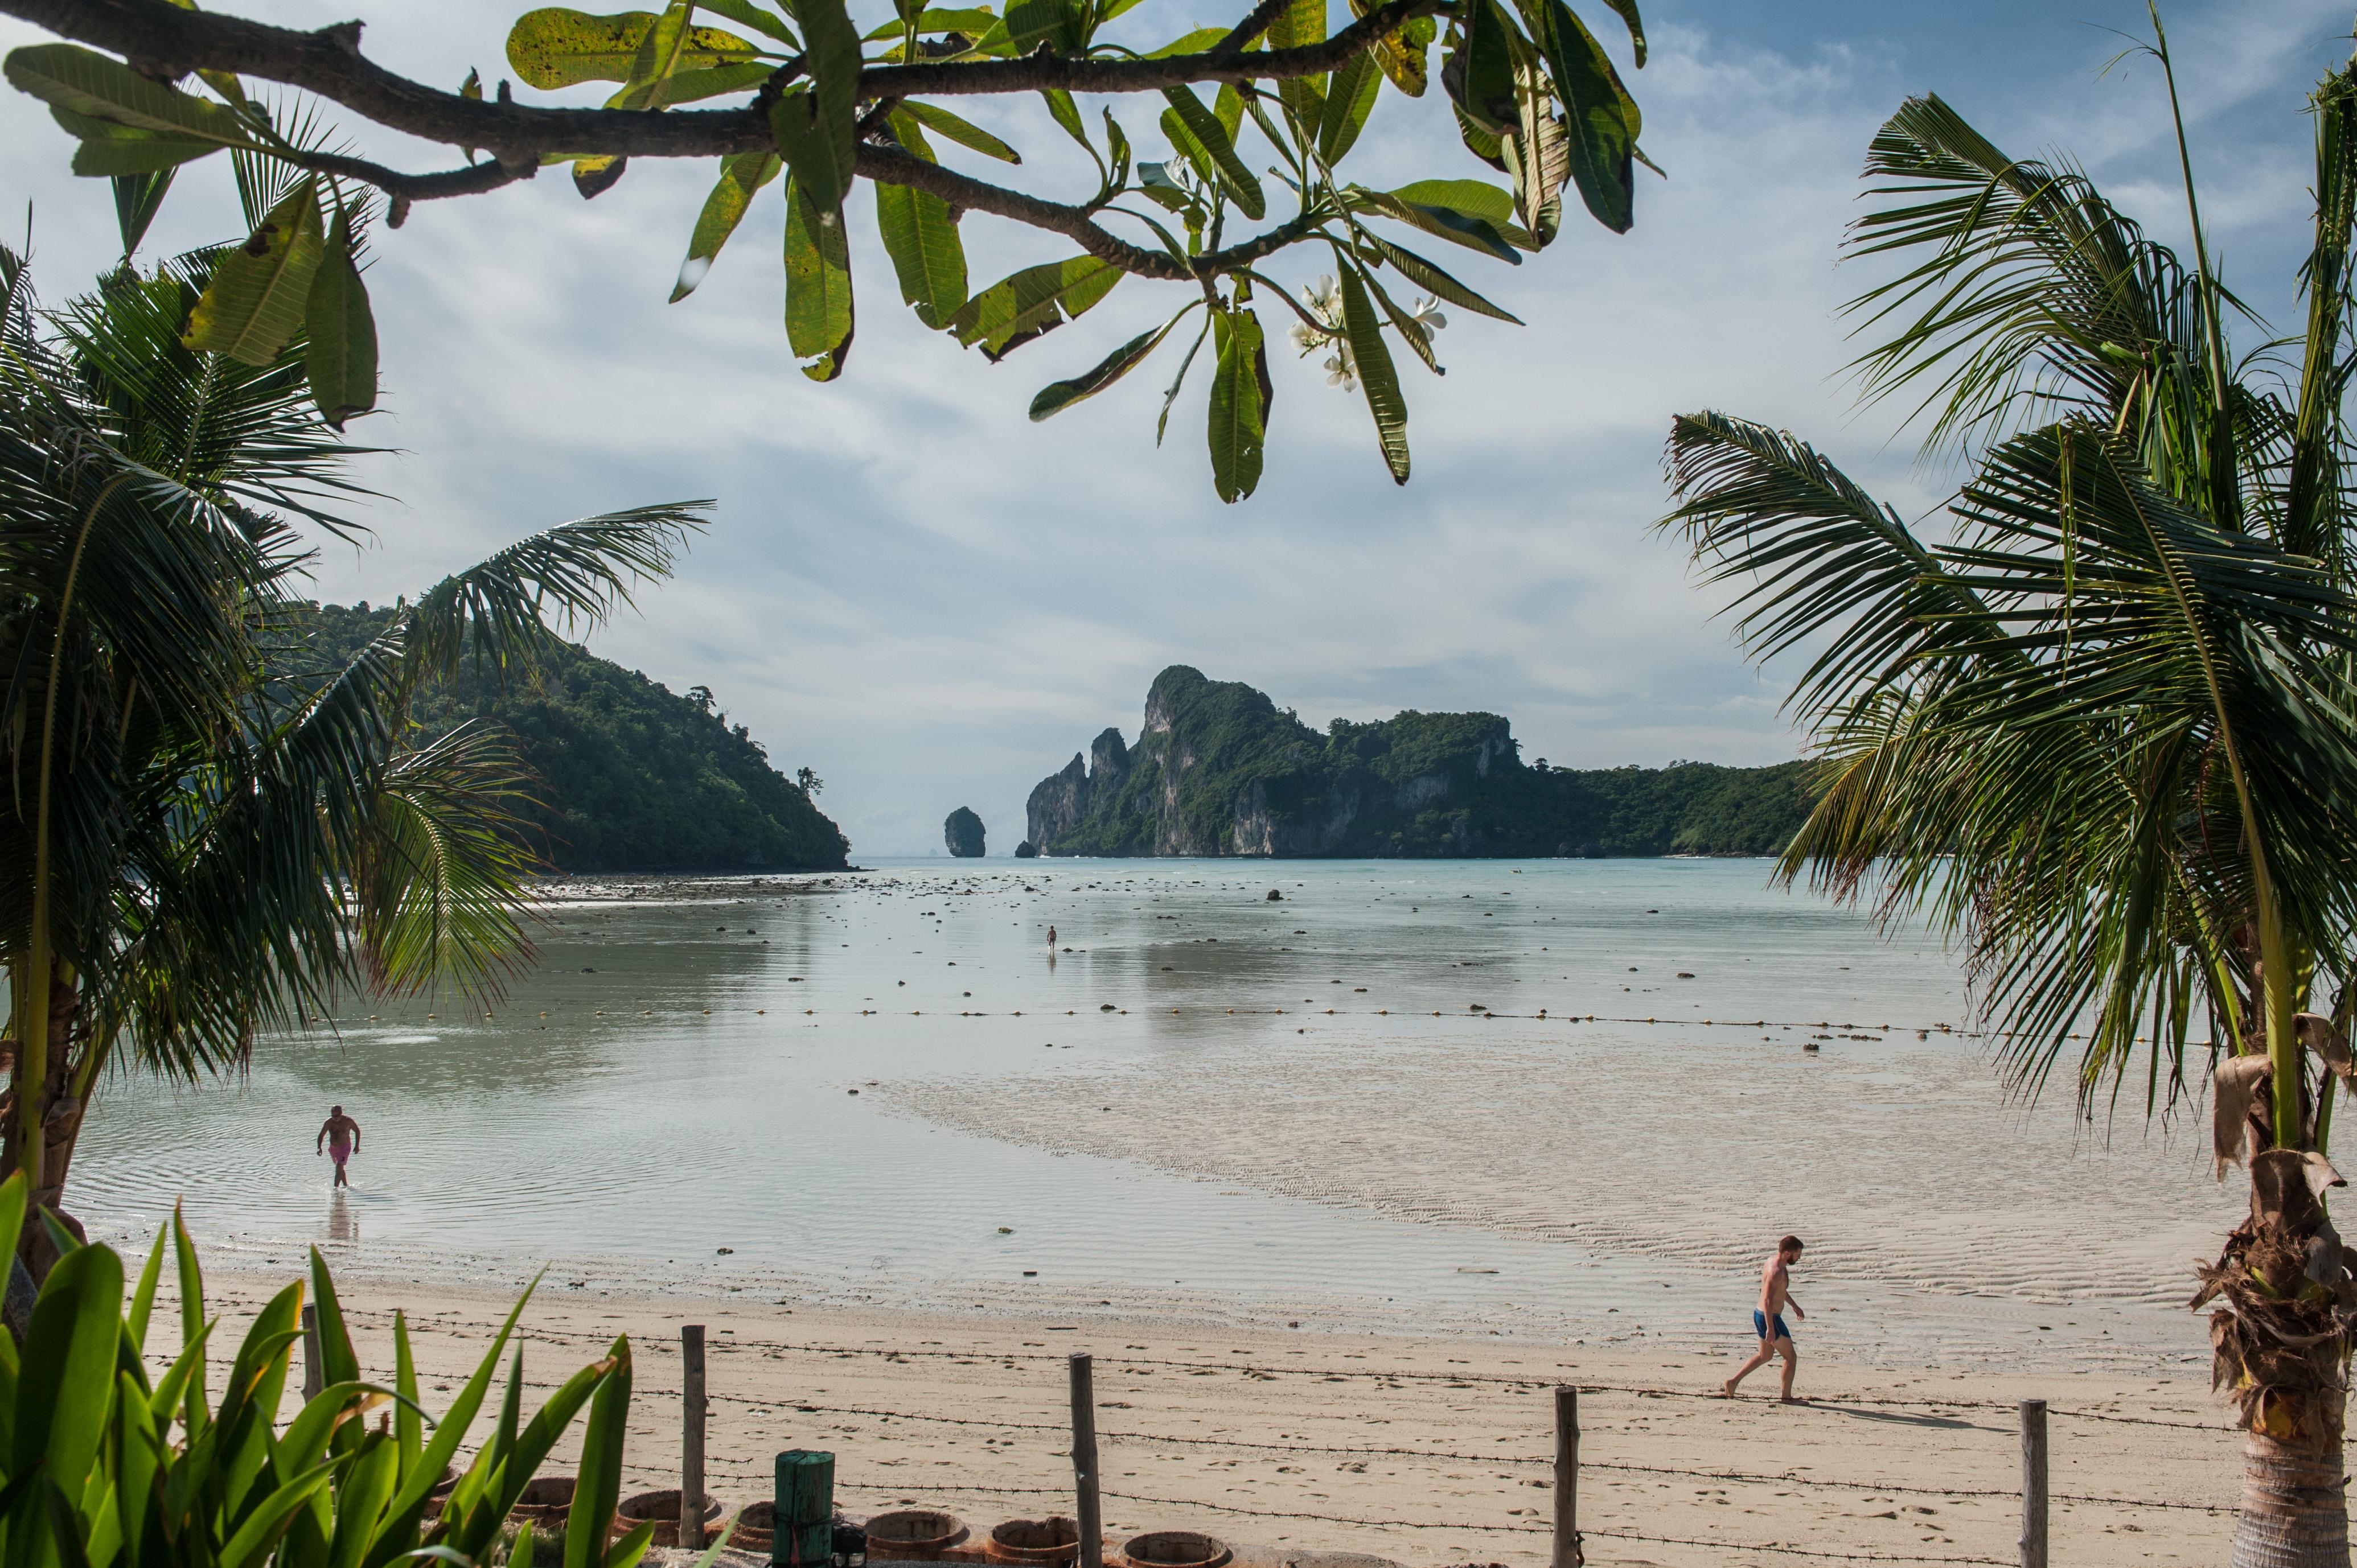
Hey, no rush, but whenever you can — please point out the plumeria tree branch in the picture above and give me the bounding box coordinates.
[1,0,1653,499]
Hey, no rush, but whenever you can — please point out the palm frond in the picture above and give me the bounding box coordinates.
[1842,94,2212,468]
[352,721,545,1002]
[400,503,711,690]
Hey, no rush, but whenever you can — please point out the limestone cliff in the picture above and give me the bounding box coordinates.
[1023,665,1817,859]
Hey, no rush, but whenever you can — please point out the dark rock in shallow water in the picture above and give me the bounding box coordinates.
[944,806,986,858]
[1013,839,1038,858]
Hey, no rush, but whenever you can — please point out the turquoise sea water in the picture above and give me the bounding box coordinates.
[67,857,2232,1372]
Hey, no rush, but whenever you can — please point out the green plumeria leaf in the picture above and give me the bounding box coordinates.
[696,0,800,43]
[1208,303,1270,503]
[1348,184,1524,262]
[1138,160,1196,212]
[947,255,1121,359]
[901,99,1021,162]
[185,175,326,365]
[1316,49,1379,163]
[1337,261,1409,480]
[305,204,379,427]
[1213,81,1245,142]
[672,149,781,301]
[1268,0,1328,125]
[1353,252,1440,374]
[1162,87,1264,219]
[1501,55,1567,244]
[1146,25,1229,56]
[1453,101,1506,169]
[1346,0,1432,96]
[1448,0,1517,132]
[1005,0,1084,52]
[1389,176,1516,225]
[646,60,775,105]
[768,0,860,221]
[1360,232,1521,322]
[505,8,758,88]
[1041,87,1091,151]
[1030,311,1186,419]
[783,176,855,380]
[1598,0,1645,66]
[1514,0,1633,232]
[6,43,258,142]
[1158,314,1211,443]
[876,114,968,328]
[573,154,628,199]
[64,125,222,177]
[460,66,483,163]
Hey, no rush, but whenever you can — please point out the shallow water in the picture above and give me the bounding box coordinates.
[69,857,2233,1373]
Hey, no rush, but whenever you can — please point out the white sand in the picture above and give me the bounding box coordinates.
[872,1022,2233,1371]
[191,1270,2235,1568]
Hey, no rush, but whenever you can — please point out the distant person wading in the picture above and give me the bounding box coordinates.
[317,1105,362,1188]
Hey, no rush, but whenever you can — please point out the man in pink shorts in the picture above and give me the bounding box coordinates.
[316,1104,362,1188]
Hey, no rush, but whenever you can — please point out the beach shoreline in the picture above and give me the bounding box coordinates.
[190,1262,2231,1568]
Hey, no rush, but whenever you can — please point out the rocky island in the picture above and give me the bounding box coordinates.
[944,806,986,857]
[1024,665,1817,858]
[300,603,849,873]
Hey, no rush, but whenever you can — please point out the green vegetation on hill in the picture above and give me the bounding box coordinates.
[301,604,849,873]
[1028,666,1819,858]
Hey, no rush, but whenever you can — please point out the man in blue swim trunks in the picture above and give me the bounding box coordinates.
[1723,1235,1805,1401]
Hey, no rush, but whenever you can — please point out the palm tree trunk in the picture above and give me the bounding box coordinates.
[2200,1146,2356,1568]
[2237,1423,2351,1568]
[38,1020,108,1223]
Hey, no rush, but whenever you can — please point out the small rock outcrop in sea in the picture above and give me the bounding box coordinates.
[1019,665,1820,859]
[1013,839,1038,858]
[943,807,986,858]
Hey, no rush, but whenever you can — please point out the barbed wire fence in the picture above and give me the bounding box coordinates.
[311,1306,2236,1568]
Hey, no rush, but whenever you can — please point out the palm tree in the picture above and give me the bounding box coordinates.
[1658,34,2357,1567]
[0,238,707,1277]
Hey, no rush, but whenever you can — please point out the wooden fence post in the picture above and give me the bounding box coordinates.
[775,1450,833,1568]
[1070,1353,1103,1568]
[2019,1398,2048,1568]
[1553,1386,1580,1568]
[683,1325,707,1547]
[300,1304,323,1402]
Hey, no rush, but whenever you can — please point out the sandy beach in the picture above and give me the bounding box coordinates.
[191,1267,2233,1568]
[78,863,2260,1566]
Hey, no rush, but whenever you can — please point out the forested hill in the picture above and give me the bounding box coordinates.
[301,604,849,873]
[1025,665,1819,859]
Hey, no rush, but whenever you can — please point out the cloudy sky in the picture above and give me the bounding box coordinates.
[2,0,2348,854]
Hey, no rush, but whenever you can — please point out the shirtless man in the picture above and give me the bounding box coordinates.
[1724,1235,1805,1401]
[316,1105,361,1188]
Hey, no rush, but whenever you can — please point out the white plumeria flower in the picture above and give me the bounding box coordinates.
[1323,343,1358,390]
[1304,273,1343,320]
[1289,319,1325,355]
[1410,295,1448,335]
